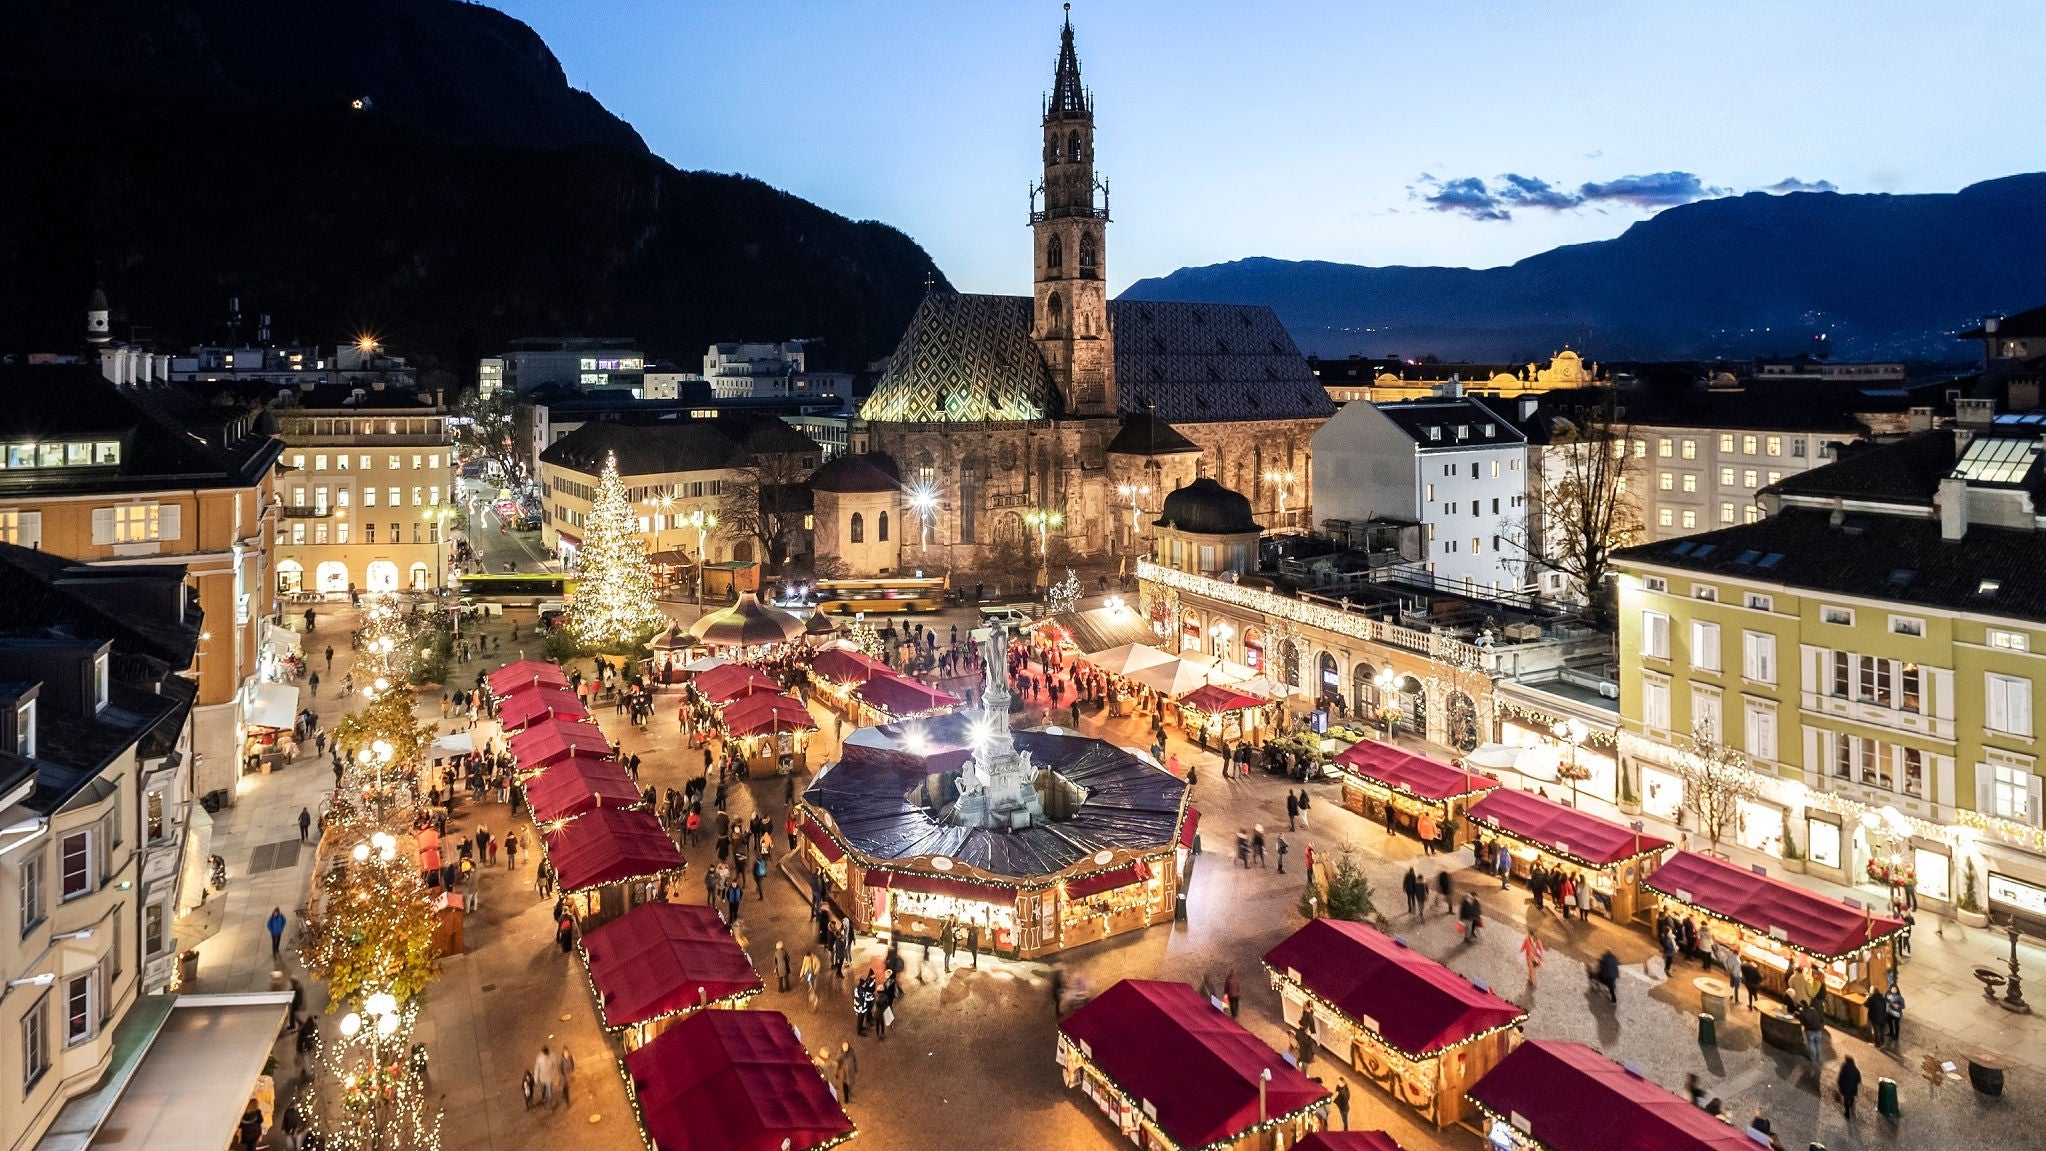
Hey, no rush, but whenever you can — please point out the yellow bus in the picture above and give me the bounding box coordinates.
[814,577,947,614]
[454,572,580,605]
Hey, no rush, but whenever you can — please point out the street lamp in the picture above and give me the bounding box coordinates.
[1375,666,1399,742]
[1115,482,1150,552]
[1553,718,1588,808]
[356,740,395,818]
[683,509,718,604]
[908,485,937,555]
[643,493,675,554]
[1264,470,1296,526]
[339,989,405,1146]
[1208,621,1234,659]
[1024,508,1063,591]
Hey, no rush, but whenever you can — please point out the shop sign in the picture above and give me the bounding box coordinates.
[1988,872,2046,918]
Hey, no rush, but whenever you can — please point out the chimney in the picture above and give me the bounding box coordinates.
[1956,397,1996,427]
[1939,475,1968,541]
[1907,406,1933,433]
[1437,377,1464,398]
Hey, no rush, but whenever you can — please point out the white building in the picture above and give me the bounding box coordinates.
[1311,391,1529,595]
[702,341,848,400]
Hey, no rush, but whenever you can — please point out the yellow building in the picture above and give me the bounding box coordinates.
[1314,349,1603,405]
[1614,407,2046,923]
[0,364,281,801]
[270,384,454,595]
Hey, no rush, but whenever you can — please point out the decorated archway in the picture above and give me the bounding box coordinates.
[1447,691,1480,752]
[1278,640,1301,690]
[1353,661,1378,716]
[1316,652,1342,708]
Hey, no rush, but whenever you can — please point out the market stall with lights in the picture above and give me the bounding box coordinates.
[1464,1040,1756,1151]
[1642,850,1905,1025]
[540,806,686,926]
[848,671,962,724]
[1464,789,1671,924]
[687,590,806,657]
[717,690,817,775]
[807,644,891,721]
[487,658,569,696]
[509,717,614,775]
[1175,683,1272,745]
[523,756,644,826]
[1296,1134,1405,1151]
[494,684,588,732]
[1264,919,1525,1130]
[622,1008,855,1151]
[690,662,786,706]
[1332,742,1499,849]
[579,902,762,1049]
[1057,979,1331,1151]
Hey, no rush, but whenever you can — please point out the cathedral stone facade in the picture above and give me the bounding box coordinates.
[852,15,1334,574]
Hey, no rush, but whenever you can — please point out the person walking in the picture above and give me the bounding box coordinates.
[504,832,519,870]
[1865,988,1889,1048]
[297,807,312,843]
[1800,1000,1827,1064]
[556,1046,575,1107]
[1416,811,1438,855]
[1883,982,1904,1047]
[1520,931,1545,983]
[774,941,792,992]
[1595,949,1620,1003]
[1285,791,1299,831]
[1223,968,1241,1018]
[853,971,876,1036]
[800,949,821,1009]
[308,671,320,698]
[1403,868,1421,916]
[1333,1081,1351,1131]
[1741,956,1763,1009]
[532,1046,556,1109]
[1276,834,1289,875]
[1837,1056,1862,1120]
[267,907,288,959]
[834,1041,858,1103]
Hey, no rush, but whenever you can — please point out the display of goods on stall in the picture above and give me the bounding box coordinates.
[487,658,569,696]
[524,757,643,825]
[1865,857,1915,887]
[1465,1040,1758,1151]
[495,685,588,732]
[623,1008,854,1151]
[579,902,763,1034]
[1645,851,1907,962]
[509,718,613,773]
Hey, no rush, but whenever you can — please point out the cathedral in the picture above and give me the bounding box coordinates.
[845,13,1335,574]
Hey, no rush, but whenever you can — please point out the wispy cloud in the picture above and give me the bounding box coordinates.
[1410,169,1829,221]
[1761,177,1837,194]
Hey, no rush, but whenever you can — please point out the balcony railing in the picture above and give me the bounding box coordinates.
[279,505,331,518]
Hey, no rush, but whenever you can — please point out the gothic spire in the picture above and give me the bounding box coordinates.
[1048,5,1089,121]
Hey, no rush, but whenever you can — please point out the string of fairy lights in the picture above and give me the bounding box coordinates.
[1055,1033,1330,1151]
[567,451,669,650]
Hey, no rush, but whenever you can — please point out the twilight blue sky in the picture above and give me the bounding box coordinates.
[494,1,2045,295]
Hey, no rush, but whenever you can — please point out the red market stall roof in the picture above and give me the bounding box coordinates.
[510,719,613,771]
[810,646,889,686]
[624,1009,854,1151]
[1176,684,1267,715]
[1066,861,1148,900]
[1644,851,1906,960]
[798,816,844,862]
[1179,808,1201,849]
[1263,919,1526,1058]
[1466,789,1671,869]
[496,686,588,732]
[1465,1040,1758,1151]
[542,807,685,894]
[580,903,763,1029]
[720,693,817,738]
[851,672,961,718]
[1059,980,1329,1151]
[1296,1134,1406,1151]
[488,659,569,695]
[862,868,1009,904]
[524,757,642,825]
[694,663,785,705]
[1333,742,1500,804]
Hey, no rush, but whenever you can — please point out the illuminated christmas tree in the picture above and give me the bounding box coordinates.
[566,451,668,651]
[304,830,441,1008]
[303,986,443,1151]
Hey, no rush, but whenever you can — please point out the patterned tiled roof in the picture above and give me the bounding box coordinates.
[859,292,1334,425]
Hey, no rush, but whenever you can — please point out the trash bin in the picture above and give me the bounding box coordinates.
[1697,1011,1716,1047]
[1877,1077,1900,1118]
[1192,832,1202,856]
[1174,891,1188,922]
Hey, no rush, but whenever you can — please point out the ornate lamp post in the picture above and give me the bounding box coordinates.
[1264,470,1296,526]
[683,508,718,604]
[1375,666,1399,742]
[1024,508,1063,591]
[1553,718,1588,807]
[909,485,938,556]
[1115,482,1150,553]
[338,988,404,1150]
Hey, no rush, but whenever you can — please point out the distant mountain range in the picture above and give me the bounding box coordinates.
[1123,176,2046,363]
[0,0,943,376]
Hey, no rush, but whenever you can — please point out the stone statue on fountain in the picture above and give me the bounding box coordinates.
[951,621,1045,830]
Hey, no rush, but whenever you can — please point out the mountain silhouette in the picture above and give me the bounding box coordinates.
[1123,176,2046,362]
[0,0,944,374]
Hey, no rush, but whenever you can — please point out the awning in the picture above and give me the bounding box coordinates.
[1466,789,1671,869]
[1333,741,1500,804]
[525,758,643,824]
[429,732,475,757]
[1126,656,1226,697]
[720,693,817,738]
[1263,919,1526,1059]
[580,903,763,1029]
[1076,642,1174,676]
[693,663,784,704]
[542,807,685,894]
[83,993,293,1151]
[799,816,845,863]
[1644,851,1906,960]
[245,682,299,730]
[862,868,1008,904]
[1066,862,1145,900]
[509,719,613,772]
[1176,684,1267,714]
[624,1009,852,1151]
[1180,807,1201,849]
[810,645,891,686]
[851,672,962,718]
[487,658,569,695]
[1465,1040,1760,1151]
[497,686,588,732]
[261,622,301,653]
[1059,980,1329,1149]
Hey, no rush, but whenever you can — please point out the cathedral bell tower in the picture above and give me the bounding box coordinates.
[1031,7,1116,417]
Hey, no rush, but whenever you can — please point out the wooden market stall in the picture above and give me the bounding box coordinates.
[1176,683,1271,745]
[486,658,568,696]
[691,663,785,705]
[1296,1135,1405,1151]
[540,806,686,927]
[523,756,643,826]
[1332,742,1500,849]
[622,1009,855,1151]
[1264,919,1525,1130]
[1642,851,1905,1027]
[1464,789,1672,924]
[718,691,816,775]
[808,645,891,721]
[508,718,614,775]
[849,672,962,724]
[1464,1040,1758,1151]
[494,685,588,733]
[579,902,763,1049]
[1057,979,1331,1151]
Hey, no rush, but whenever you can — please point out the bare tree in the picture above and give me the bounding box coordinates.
[1502,391,1642,616]
[719,450,814,575]
[1675,724,1758,857]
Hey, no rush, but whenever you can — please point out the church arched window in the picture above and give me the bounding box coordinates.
[1047,292,1065,336]
[1048,136,1061,164]
[877,511,889,542]
[1068,130,1083,164]
[1046,235,1063,277]
[849,512,864,544]
[1078,234,1097,279]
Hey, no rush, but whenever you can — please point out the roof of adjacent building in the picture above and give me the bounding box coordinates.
[1614,506,2046,623]
[858,291,1334,425]
[1766,422,2046,507]
[0,364,282,497]
[188,379,442,412]
[806,453,900,494]
[0,543,200,679]
[1370,396,1527,449]
[1958,303,2046,341]
[538,413,820,477]
[1105,409,1200,456]
[1155,477,1261,535]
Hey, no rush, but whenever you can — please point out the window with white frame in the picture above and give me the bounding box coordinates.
[1986,759,2042,827]
[111,504,159,543]
[1987,673,2033,737]
[1691,686,1723,740]
[0,509,43,549]
[1690,620,1721,671]
[1693,584,1718,602]
[1681,509,1697,529]
[1643,576,1667,593]
[1658,508,1674,527]
[1890,616,1924,637]
[1743,699,1777,762]
[59,830,92,900]
[1641,676,1671,733]
[64,968,100,1045]
[1741,631,1776,684]
[1820,605,1854,626]
[1744,592,1773,612]
[22,991,49,1090]
[1989,629,2030,652]
[17,699,34,758]
[144,901,167,956]
[1642,611,1670,660]
[19,848,44,935]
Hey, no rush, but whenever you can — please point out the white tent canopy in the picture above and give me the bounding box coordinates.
[1126,657,1225,697]
[1076,643,1174,676]
[245,683,299,730]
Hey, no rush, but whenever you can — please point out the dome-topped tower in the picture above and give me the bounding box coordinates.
[1153,477,1261,577]
[85,287,110,345]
